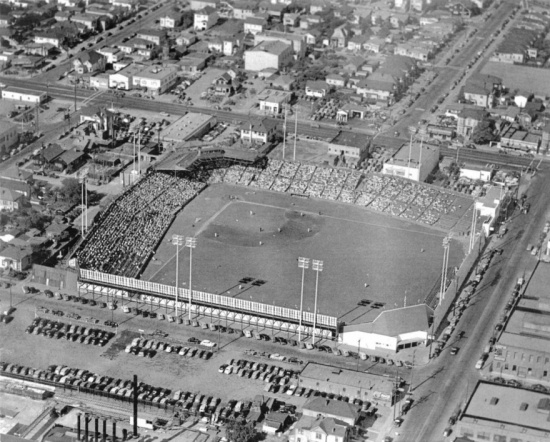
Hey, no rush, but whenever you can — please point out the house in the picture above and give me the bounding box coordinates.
[11,55,45,70]
[44,223,70,240]
[240,118,278,144]
[0,187,23,211]
[159,13,182,29]
[137,29,166,46]
[97,47,121,64]
[24,43,56,57]
[463,74,503,109]
[0,246,33,271]
[232,2,257,19]
[356,75,396,105]
[302,398,360,426]
[194,7,219,31]
[257,89,292,114]
[514,91,532,108]
[259,3,286,20]
[212,72,239,96]
[179,53,210,73]
[244,40,293,72]
[299,14,321,29]
[270,74,294,91]
[283,12,300,27]
[52,149,88,174]
[73,50,106,74]
[70,13,98,31]
[330,25,348,48]
[90,73,109,89]
[132,65,178,94]
[40,144,65,165]
[290,416,350,442]
[244,17,267,35]
[190,0,218,10]
[457,108,489,138]
[296,29,321,46]
[254,30,306,57]
[305,80,329,98]
[262,412,289,435]
[394,43,431,61]
[364,37,385,53]
[326,74,345,88]
[34,31,64,48]
[176,32,198,47]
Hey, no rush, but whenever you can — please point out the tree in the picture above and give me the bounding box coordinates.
[225,420,257,442]
[471,119,495,144]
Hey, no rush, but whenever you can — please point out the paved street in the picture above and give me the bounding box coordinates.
[390,166,549,441]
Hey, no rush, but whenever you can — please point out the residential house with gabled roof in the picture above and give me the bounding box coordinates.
[463,74,502,108]
[96,47,121,64]
[176,32,198,47]
[363,37,385,53]
[244,16,267,35]
[305,80,330,98]
[160,13,182,29]
[325,74,345,89]
[457,108,489,138]
[283,12,300,27]
[330,25,349,48]
[34,31,65,48]
[194,7,218,31]
[0,245,33,271]
[239,118,278,144]
[0,187,23,212]
[347,35,368,51]
[40,144,65,165]
[137,29,166,46]
[73,50,106,74]
[53,149,88,174]
[290,416,351,442]
[232,1,257,19]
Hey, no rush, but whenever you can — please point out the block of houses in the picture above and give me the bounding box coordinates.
[132,65,178,94]
[244,16,267,35]
[463,74,503,108]
[194,7,218,31]
[240,118,278,144]
[244,40,293,72]
[160,13,182,29]
[257,89,292,114]
[73,50,106,74]
[137,29,167,46]
[457,108,489,138]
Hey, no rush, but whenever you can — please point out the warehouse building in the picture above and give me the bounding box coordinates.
[457,381,550,442]
[2,87,47,103]
[160,113,216,143]
[382,142,439,182]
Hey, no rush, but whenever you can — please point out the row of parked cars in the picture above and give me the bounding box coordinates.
[26,318,115,347]
[219,358,297,383]
[36,306,118,328]
[125,337,213,360]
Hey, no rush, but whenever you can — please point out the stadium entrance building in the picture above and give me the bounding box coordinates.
[339,305,432,353]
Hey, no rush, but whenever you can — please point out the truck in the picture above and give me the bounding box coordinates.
[129,417,154,430]
[475,354,488,369]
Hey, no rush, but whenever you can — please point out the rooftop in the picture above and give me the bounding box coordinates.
[462,381,550,433]
[250,40,292,56]
[134,65,178,80]
[160,113,215,142]
[389,142,439,168]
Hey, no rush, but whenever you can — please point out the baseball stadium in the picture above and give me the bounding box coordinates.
[74,150,475,352]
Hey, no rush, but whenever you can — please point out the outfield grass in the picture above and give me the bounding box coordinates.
[141,184,465,325]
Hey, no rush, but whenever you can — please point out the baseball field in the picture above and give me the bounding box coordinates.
[140,183,465,325]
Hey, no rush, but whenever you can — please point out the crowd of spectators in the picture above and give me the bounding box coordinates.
[207,160,473,229]
[78,173,205,277]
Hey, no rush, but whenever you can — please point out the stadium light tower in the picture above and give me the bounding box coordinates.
[185,237,197,321]
[297,257,310,342]
[311,259,323,346]
[171,234,184,317]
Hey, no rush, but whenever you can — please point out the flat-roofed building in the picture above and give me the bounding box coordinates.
[109,63,143,90]
[160,113,216,143]
[382,142,439,182]
[257,89,292,114]
[299,363,395,405]
[458,381,550,442]
[132,65,178,95]
[2,87,46,103]
[490,265,550,385]
[326,132,369,167]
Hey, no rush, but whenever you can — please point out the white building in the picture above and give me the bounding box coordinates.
[194,7,218,31]
[108,64,143,90]
[382,142,440,182]
[97,47,122,64]
[258,89,292,114]
[2,87,46,103]
[460,164,493,182]
[132,65,178,94]
[244,40,293,72]
[339,305,432,353]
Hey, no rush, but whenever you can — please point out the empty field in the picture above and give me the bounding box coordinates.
[141,184,465,325]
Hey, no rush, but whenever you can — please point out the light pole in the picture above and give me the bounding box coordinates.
[311,259,323,346]
[171,234,184,318]
[298,257,310,343]
[185,237,196,321]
